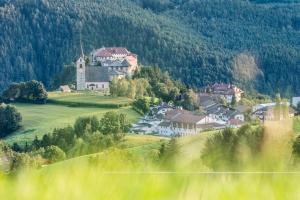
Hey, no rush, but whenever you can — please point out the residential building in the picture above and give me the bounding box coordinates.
[205,104,245,125]
[157,109,221,136]
[208,83,244,103]
[252,103,295,121]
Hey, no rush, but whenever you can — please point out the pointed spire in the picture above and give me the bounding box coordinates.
[80,32,84,58]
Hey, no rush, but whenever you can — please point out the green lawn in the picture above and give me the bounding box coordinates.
[5,103,140,145]
[48,92,133,107]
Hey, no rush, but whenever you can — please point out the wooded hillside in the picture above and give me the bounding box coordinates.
[0,0,299,95]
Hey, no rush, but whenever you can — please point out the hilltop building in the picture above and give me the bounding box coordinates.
[77,47,138,91]
[207,83,244,103]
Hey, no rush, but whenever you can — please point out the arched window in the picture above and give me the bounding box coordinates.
[80,64,83,69]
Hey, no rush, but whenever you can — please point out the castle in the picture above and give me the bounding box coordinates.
[77,47,139,91]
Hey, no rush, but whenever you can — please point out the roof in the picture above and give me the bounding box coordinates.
[229,119,244,126]
[197,123,226,129]
[236,105,250,113]
[199,94,213,103]
[165,109,192,120]
[211,83,244,95]
[206,104,242,119]
[255,105,296,114]
[172,113,206,124]
[110,69,125,76]
[85,66,126,82]
[101,59,130,67]
[85,66,110,82]
[158,121,171,127]
[165,109,205,124]
[94,47,131,57]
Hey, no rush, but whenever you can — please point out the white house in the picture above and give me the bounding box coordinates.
[59,85,71,93]
[158,109,220,136]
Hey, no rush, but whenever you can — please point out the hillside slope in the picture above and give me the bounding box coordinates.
[0,0,299,95]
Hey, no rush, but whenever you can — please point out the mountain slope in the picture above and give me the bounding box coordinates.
[0,0,299,95]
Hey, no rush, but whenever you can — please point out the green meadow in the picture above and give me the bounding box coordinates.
[48,92,133,107]
[4,92,139,145]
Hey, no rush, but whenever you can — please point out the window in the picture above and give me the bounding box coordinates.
[80,64,83,69]
[102,84,104,89]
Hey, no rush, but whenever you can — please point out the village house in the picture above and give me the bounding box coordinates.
[198,93,245,126]
[77,47,139,91]
[207,83,244,103]
[157,109,224,136]
[252,103,295,122]
[205,104,245,125]
[59,85,71,93]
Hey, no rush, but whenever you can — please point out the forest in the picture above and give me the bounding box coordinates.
[0,0,299,96]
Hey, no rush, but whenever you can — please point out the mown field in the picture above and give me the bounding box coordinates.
[4,93,139,145]
[48,92,133,108]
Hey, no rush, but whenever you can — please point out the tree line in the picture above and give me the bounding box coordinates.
[1,80,48,104]
[110,66,200,112]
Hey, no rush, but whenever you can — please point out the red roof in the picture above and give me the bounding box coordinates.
[211,83,243,95]
[94,47,131,57]
[229,119,243,126]
[165,109,205,124]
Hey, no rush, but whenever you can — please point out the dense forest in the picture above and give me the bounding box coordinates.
[0,0,299,95]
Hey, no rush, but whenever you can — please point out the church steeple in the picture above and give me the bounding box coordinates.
[77,40,86,90]
[80,32,85,58]
[80,42,84,58]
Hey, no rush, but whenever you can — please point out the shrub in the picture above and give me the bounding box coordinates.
[43,145,66,162]
[74,116,100,137]
[0,103,22,138]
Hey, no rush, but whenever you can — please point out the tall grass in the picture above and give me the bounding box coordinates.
[1,119,300,199]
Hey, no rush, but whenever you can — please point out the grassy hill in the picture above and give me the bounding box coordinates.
[44,130,216,171]
[0,0,299,95]
[3,131,300,199]
[46,134,168,170]
[4,93,139,145]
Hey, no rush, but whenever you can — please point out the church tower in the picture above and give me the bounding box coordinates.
[76,56,86,90]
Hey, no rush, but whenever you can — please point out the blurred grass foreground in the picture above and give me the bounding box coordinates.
[1,119,300,199]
